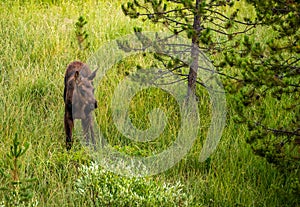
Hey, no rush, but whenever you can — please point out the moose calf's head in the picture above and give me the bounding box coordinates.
[65,62,98,119]
[72,70,97,119]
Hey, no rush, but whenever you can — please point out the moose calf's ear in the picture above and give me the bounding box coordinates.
[88,68,98,80]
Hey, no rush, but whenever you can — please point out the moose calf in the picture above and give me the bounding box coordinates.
[64,61,98,150]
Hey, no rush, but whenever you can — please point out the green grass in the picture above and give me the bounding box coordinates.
[0,0,298,206]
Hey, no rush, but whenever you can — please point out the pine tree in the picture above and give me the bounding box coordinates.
[228,0,300,172]
[122,0,255,94]
[121,0,299,177]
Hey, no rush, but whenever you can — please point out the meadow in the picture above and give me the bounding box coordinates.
[0,0,298,206]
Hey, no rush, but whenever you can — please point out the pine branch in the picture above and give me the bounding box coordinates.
[205,8,260,26]
[255,122,300,137]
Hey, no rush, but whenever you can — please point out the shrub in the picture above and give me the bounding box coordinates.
[74,162,190,206]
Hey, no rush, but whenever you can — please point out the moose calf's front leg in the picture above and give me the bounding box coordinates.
[81,114,96,148]
[64,112,74,150]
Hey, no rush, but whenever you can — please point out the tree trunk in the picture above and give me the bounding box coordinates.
[188,0,202,96]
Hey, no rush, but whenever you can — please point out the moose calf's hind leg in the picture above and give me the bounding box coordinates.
[64,114,74,150]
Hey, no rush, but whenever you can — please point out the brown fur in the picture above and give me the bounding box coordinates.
[64,61,98,150]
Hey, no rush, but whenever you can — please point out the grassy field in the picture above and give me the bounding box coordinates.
[0,0,298,206]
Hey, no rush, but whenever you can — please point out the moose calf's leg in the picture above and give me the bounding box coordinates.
[64,113,74,150]
[81,115,96,149]
[81,116,91,146]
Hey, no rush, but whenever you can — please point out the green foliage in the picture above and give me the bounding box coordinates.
[75,162,190,206]
[0,134,37,207]
[121,0,244,49]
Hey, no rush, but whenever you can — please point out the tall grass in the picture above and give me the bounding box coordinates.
[0,0,298,206]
